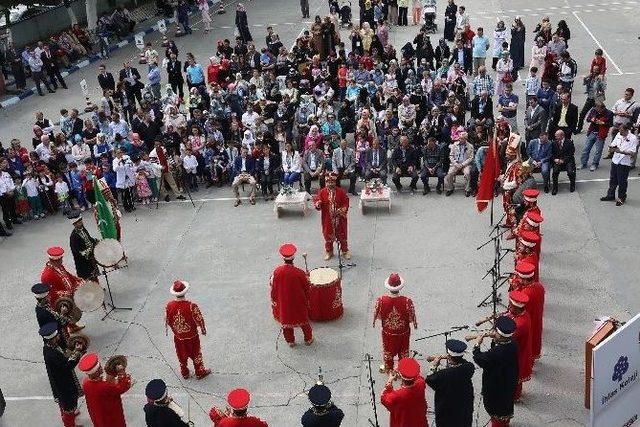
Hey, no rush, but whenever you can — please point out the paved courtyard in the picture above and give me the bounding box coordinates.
[1,0,639,425]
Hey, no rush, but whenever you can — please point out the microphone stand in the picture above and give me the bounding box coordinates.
[364,353,380,427]
[414,325,470,367]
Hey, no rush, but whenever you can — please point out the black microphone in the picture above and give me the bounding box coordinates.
[451,325,469,330]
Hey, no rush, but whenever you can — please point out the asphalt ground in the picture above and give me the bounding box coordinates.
[0,0,639,425]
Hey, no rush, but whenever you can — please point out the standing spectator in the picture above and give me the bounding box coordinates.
[185,58,205,90]
[530,37,547,78]
[119,61,143,107]
[495,50,513,96]
[112,149,135,212]
[412,0,423,25]
[551,129,576,194]
[509,17,526,74]
[576,66,606,134]
[523,97,547,145]
[581,101,613,171]
[41,44,67,90]
[27,49,55,96]
[398,0,409,26]
[471,27,490,75]
[166,53,184,99]
[455,6,469,34]
[555,19,571,47]
[0,162,20,228]
[148,62,161,100]
[300,0,310,18]
[491,20,508,70]
[236,3,253,44]
[97,64,116,92]
[450,39,472,75]
[197,0,212,34]
[443,0,457,42]
[497,83,519,132]
[524,67,541,103]
[601,124,638,206]
[558,51,577,91]
[590,48,607,76]
[177,0,193,35]
[610,88,637,140]
[549,93,578,136]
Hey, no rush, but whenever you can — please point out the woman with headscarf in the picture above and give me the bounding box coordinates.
[495,50,514,96]
[304,125,324,153]
[241,129,256,153]
[530,37,547,78]
[311,16,324,57]
[534,16,552,44]
[197,0,212,33]
[235,3,253,44]
[510,17,526,73]
[492,20,508,70]
[360,22,375,53]
[444,0,458,41]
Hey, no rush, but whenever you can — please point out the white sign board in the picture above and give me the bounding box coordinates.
[80,79,89,96]
[134,34,145,50]
[591,312,640,427]
[157,19,167,34]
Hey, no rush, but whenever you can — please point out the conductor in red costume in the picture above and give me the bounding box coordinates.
[210,388,269,426]
[373,273,418,373]
[270,243,314,347]
[381,357,429,427]
[314,172,351,261]
[40,246,83,309]
[165,280,212,379]
[78,353,133,427]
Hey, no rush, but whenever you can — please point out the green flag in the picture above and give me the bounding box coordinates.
[93,179,118,239]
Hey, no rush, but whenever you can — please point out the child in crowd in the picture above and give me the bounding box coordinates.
[141,152,160,202]
[14,177,31,221]
[525,66,541,103]
[55,175,71,215]
[590,48,606,77]
[68,162,89,210]
[182,147,199,191]
[24,172,45,219]
[136,167,152,205]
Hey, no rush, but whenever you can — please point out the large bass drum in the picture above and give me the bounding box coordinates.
[93,239,125,268]
[308,267,343,321]
[74,281,105,312]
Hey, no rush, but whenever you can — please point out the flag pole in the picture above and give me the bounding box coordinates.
[489,124,498,227]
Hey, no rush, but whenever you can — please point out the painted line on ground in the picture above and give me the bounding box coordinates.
[571,10,624,74]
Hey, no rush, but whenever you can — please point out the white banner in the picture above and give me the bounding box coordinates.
[134,34,145,50]
[80,79,89,96]
[157,19,167,34]
[591,312,640,427]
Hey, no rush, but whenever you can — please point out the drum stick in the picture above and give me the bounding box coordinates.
[302,252,309,274]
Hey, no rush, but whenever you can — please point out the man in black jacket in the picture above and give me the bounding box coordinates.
[68,212,99,280]
[144,379,190,426]
[472,316,519,427]
[40,44,67,90]
[166,52,184,98]
[301,384,344,426]
[426,339,475,427]
[119,60,143,107]
[449,39,473,75]
[97,63,116,93]
[548,92,578,136]
[391,135,419,191]
[40,322,84,427]
[256,144,281,200]
[470,90,494,129]
[551,129,576,194]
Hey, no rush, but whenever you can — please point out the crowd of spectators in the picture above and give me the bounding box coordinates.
[1,0,639,237]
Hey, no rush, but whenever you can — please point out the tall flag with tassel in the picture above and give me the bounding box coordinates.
[93,179,118,239]
[475,130,500,212]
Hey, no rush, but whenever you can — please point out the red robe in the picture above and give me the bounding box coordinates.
[373,295,417,371]
[82,374,132,427]
[209,408,269,426]
[314,186,349,252]
[502,161,521,227]
[270,264,310,327]
[41,261,83,308]
[515,207,542,256]
[504,310,532,383]
[518,280,546,360]
[515,249,539,282]
[165,299,207,376]
[381,376,429,427]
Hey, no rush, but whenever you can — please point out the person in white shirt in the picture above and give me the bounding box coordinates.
[71,135,92,165]
[54,176,70,213]
[112,149,136,212]
[182,148,199,191]
[241,105,260,131]
[35,135,53,163]
[611,88,638,138]
[24,173,45,218]
[601,124,639,206]
[109,113,130,142]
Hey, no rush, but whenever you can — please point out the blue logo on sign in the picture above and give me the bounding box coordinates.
[612,356,629,382]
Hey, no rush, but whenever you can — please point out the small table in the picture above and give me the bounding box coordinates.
[359,187,392,214]
[274,191,310,217]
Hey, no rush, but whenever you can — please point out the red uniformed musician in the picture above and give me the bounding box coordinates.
[314,172,350,261]
[165,280,211,379]
[503,291,532,402]
[78,353,132,427]
[512,262,546,362]
[500,146,521,229]
[209,388,269,426]
[40,246,83,309]
[373,273,417,373]
[515,231,540,281]
[381,357,429,427]
[270,243,313,347]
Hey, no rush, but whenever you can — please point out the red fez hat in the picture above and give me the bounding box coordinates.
[526,212,543,227]
[78,353,101,375]
[279,243,297,259]
[515,261,535,279]
[519,230,540,247]
[47,246,64,260]
[170,280,190,297]
[523,189,539,202]
[227,388,251,411]
[384,272,405,292]
[509,290,529,308]
[397,357,420,380]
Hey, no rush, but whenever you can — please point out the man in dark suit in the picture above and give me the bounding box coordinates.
[255,144,280,200]
[364,138,388,184]
[166,52,184,99]
[420,137,445,194]
[302,145,325,193]
[97,63,116,93]
[118,60,143,107]
[232,146,257,206]
[391,135,419,191]
[527,132,553,192]
[449,39,473,75]
[331,139,357,195]
[524,96,547,145]
[551,129,576,194]
[548,93,578,136]
[469,90,494,129]
[40,44,67,90]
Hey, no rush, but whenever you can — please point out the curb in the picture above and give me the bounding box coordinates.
[0,19,175,109]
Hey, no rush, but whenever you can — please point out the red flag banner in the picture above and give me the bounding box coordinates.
[475,136,500,213]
